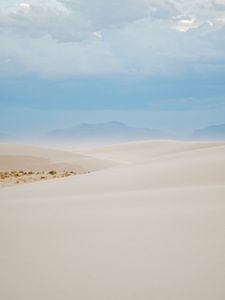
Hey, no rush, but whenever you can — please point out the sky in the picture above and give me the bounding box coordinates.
[0,0,225,137]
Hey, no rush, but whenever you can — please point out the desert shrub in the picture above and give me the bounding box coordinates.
[49,170,57,176]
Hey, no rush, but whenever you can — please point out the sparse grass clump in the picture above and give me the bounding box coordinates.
[0,168,78,186]
[49,170,57,176]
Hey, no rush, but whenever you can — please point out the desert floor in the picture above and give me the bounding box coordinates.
[0,140,225,300]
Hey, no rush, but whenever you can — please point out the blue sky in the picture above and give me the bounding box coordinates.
[0,0,225,136]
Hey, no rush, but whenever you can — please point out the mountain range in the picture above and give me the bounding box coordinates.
[193,123,225,140]
[2,122,225,144]
[43,121,170,143]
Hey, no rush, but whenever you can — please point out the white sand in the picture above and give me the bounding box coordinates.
[0,140,225,300]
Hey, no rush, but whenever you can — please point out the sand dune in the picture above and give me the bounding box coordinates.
[0,140,225,300]
[0,143,116,172]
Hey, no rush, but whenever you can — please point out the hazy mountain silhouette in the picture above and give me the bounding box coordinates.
[43,121,169,143]
[193,124,225,140]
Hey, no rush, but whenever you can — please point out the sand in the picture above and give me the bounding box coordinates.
[0,140,225,300]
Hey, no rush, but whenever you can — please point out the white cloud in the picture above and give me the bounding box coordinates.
[171,15,200,32]
[0,33,121,78]
[0,0,225,77]
[19,3,30,9]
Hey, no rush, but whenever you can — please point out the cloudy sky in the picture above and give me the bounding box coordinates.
[0,0,225,136]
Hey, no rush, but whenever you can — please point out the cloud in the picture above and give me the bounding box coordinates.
[212,0,225,10]
[0,33,121,78]
[0,0,225,77]
[0,1,92,42]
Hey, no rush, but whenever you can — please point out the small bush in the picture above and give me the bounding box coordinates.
[49,170,57,176]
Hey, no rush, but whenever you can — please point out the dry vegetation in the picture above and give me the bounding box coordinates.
[0,169,77,187]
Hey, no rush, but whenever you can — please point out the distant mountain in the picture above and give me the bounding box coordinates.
[43,121,169,143]
[193,124,225,140]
